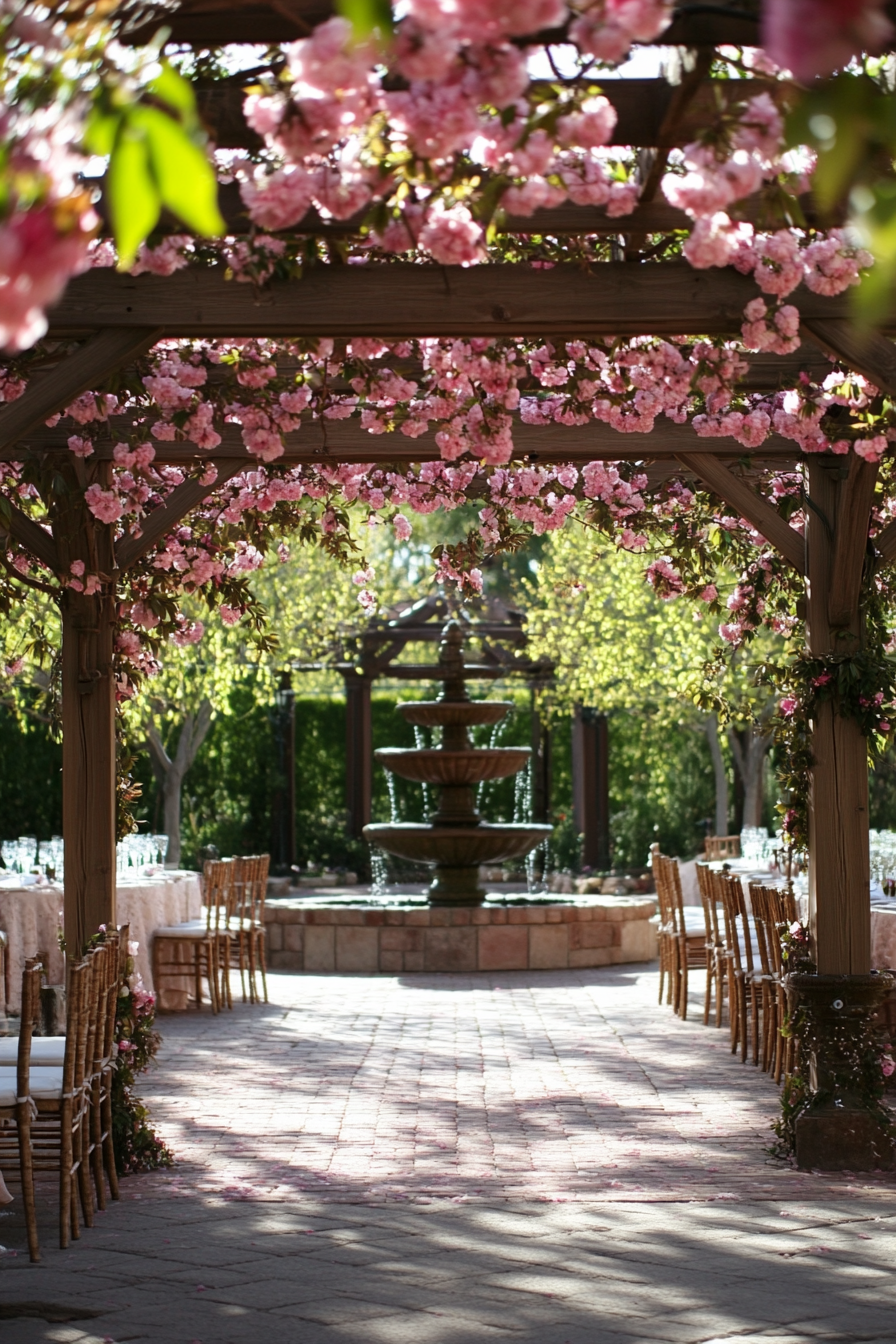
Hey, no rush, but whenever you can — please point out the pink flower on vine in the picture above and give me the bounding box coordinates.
[779,696,798,717]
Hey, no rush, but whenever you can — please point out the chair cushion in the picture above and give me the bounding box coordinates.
[0,1065,65,1103]
[0,1037,66,1067]
[153,923,210,938]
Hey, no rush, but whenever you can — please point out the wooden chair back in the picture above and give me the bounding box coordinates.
[705,835,741,861]
[202,858,235,934]
[696,862,722,948]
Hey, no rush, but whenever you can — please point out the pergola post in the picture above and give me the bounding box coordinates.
[790,457,893,1170]
[529,689,552,826]
[271,671,296,875]
[344,672,372,839]
[53,482,120,956]
[572,706,611,872]
[805,459,872,975]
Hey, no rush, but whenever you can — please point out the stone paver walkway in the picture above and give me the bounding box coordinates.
[1,965,896,1342]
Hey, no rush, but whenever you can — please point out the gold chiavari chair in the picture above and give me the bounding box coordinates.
[153,860,232,1012]
[86,929,126,1209]
[244,854,271,1005]
[705,835,741,861]
[696,861,726,1027]
[747,884,779,1074]
[716,871,763,1064]
[651,845,677,1010]
[0,959,42,1260]
[0,955,96,1255]
[661,854,711,1021]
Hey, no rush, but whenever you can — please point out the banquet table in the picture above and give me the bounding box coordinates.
[0,870,201,1012]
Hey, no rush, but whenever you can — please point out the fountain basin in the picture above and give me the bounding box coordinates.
[365,821,552,867]
[399,701,512,728]
[375,747,530,785]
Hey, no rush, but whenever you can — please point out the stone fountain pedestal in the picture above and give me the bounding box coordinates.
[264,893,658,974]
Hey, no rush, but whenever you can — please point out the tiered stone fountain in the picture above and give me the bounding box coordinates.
[263,618,658,975]
[363,620,551,905]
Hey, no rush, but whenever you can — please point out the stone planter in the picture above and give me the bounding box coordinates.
[784,971,895,1171]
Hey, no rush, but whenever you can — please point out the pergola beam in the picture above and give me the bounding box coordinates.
[676,451,806,574]
[115,460,245,570]
[173,76,768,153]
[0,502,59,571]
[828,455,879,629]
[12,419,803,466]
[801,319,896,397]
[0,327,162,452]
[47,264,859,340]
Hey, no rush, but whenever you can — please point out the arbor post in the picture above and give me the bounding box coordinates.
[345,672,372,839]
[805,459,871,975]
[53,487,119,957]
[572,706,611,871]
[792,457,892,1170]
[271,672,296,874]
[530,689,552,825]
[60,590,117,956]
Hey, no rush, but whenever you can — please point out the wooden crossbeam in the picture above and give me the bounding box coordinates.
[191,77,768,153]
[124,1,761,48]
[104,183,823,241]
[13,418,802,466]
[115,460,246,570]
[46,264,857,341]
[801,319,896,398]
[0,328,162,453]
[0,501,59,571]
[676,452,806,574]
[828,455,878,628]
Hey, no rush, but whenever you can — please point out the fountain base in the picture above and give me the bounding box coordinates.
[264,891,659,974]
[364,821,553,906]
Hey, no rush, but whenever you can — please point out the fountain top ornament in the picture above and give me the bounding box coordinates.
[363,619,551,906]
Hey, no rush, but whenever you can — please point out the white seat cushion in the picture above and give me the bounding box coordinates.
[154,922,210,938]
[0,1038,66,1067]
[682,909,707,936]
[0,1065,65,1104]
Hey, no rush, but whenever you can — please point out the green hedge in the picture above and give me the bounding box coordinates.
[0,689,853,875]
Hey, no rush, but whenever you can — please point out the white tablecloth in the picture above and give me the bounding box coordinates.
[0,871,201,1012]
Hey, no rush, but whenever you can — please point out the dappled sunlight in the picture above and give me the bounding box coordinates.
[127,967,896,1208]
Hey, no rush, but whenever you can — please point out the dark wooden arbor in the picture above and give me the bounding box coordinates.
[4,0,896,992]
[295,594,555,839]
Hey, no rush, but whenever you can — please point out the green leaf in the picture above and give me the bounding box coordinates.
[84,106,122,159]
[148,60,199,127]
[335,0,392,39]
[132,105,225,239]
[107,124,161,269]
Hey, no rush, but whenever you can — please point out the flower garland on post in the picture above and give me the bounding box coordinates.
[111,939,173,1176]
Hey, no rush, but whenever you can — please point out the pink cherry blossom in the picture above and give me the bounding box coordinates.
[762,0,893,80]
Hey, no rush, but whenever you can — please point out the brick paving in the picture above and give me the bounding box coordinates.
[133,964,895,1205]
[2,964,896,1343]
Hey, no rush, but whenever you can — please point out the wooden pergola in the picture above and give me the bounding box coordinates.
[3,0,894,994]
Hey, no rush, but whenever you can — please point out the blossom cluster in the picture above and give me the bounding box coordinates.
[237,9,671,262]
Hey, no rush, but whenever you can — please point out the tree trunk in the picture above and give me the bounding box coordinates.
[146,700,213,870]
[727,723,772,830]
[704,713,729,836]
